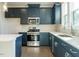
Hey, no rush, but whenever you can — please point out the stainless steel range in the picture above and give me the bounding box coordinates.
[27,28,40,46]
[27,17,40,46]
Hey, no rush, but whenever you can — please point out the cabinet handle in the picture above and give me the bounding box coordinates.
[70,49,78,53]
[54,42,58,47]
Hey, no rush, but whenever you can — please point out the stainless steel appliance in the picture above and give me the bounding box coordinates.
[27,17,40,46]
[28,17,40,24]
[27,32,40,46]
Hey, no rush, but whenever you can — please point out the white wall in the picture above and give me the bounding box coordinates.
[0,3,2,34]
[0,3,21,34]
[0,3,5,34]
[4,18,21,34]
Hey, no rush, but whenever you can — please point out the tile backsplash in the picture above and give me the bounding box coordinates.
[21,24,58,32]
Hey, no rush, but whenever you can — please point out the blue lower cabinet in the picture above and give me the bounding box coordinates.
[50,33,79,57]
[16,36,22,57]
[40,32,49,46]
[19,32,27,46]
[53,36,73,57]
[54,39,72,57]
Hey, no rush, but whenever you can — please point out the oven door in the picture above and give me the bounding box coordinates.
[27,35,40,41]
[27,35,40,46]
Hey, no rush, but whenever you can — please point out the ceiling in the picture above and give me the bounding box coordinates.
[7,2,55,7]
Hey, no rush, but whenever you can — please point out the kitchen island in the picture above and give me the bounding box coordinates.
[0,34,22,57]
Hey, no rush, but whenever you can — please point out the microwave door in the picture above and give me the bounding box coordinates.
[29,19,36,24]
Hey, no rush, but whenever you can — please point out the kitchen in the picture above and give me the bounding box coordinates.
[0,2,79,57]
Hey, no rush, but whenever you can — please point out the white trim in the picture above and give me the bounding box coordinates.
[8,6,53,8]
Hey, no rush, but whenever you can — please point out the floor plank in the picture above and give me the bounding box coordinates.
[22,46,54,57]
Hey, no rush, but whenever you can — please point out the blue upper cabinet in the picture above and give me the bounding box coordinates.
[52,3,61,24]
[5,8,21,18]
[27,4,40,17]
[20,8,28,24]
[5,3,61,24]
[40,8,52,24]
[28,8,40,17]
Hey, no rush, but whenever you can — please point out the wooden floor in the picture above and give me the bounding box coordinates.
[22,46,54,57]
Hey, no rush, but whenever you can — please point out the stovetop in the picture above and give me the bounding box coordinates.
[28,29,40,32]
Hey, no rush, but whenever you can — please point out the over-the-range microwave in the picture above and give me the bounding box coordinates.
[28,17,40,25]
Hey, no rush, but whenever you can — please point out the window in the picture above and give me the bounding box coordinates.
[72,9,79,35]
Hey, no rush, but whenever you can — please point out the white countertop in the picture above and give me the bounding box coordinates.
[0,34,22,42]
[50,32,79,50]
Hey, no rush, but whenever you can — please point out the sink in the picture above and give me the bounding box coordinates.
[58,34,72,37]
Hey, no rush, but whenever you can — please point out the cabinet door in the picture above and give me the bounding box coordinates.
[54,40,59,56]
[52,3,61,24]
[13,8,21,17]
[40,8,52,24]
[49,34,52,50]
[20,8,28,24]
[52,35,54,52]
[28,7,40,17]
[16,36,22,57]
[52,6,55,24]
[5,8,20,18]
[55,3,61,24]
[40,32,49,46]
[54,38,73,57]
[54,41,65,57]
